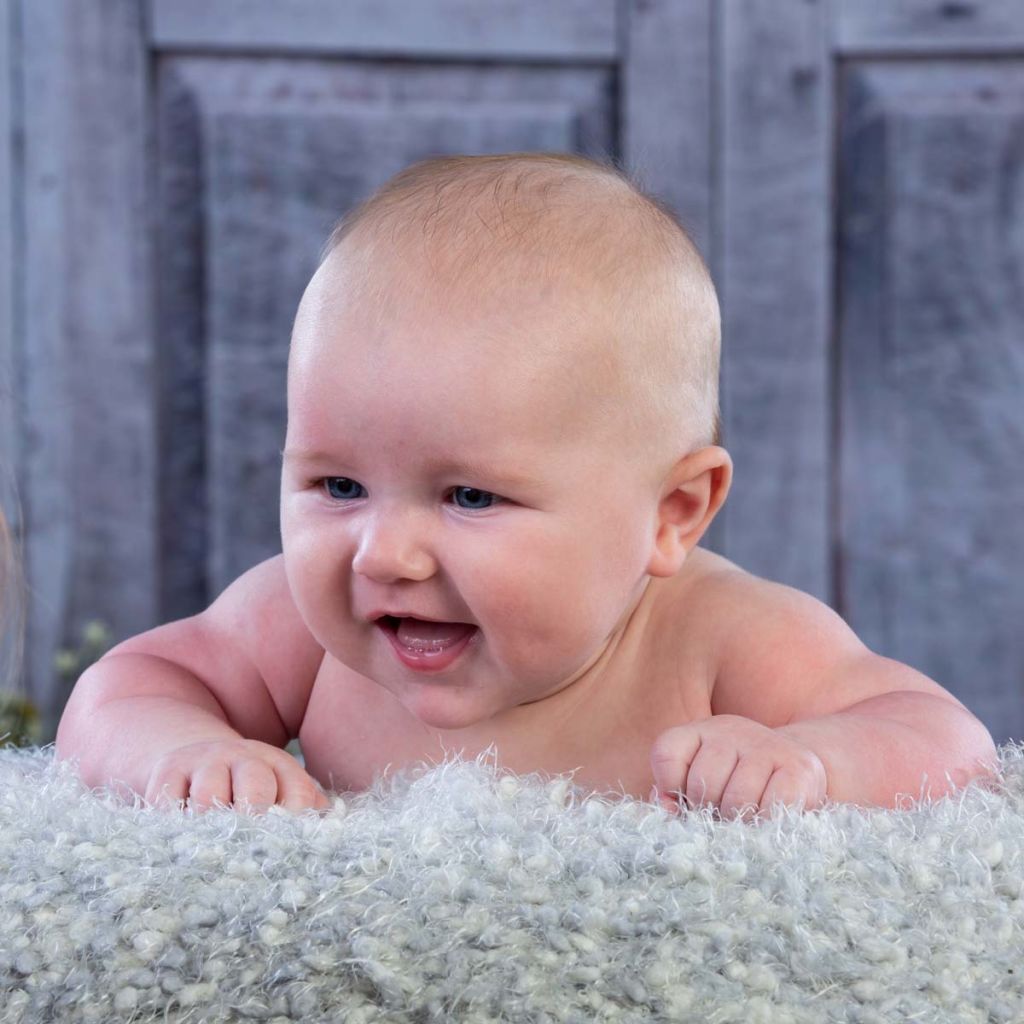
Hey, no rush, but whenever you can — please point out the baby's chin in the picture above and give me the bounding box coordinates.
[393,680,508,734]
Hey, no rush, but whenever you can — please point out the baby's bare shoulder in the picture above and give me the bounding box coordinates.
[685,555,964,727]
[668,551,867,727]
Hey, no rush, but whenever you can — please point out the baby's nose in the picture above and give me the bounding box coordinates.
[351,520,436,583]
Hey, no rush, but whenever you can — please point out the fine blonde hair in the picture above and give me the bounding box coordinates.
[315,152,722,458]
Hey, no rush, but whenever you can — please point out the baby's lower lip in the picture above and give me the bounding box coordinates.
[376,619,478,673]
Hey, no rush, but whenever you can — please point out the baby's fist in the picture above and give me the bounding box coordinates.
[144,738,332,816]
[649,714,827,821]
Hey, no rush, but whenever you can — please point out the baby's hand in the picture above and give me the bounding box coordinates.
[144,738,332,816]
[649,714,827,821]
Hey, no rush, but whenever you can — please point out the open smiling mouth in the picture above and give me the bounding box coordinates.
[375,616,479,672]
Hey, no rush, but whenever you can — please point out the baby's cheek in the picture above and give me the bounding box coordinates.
[475,575,555,641]
[284,554,323,607]
[284,548,345,634]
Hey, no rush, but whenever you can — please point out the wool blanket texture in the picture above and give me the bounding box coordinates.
[1,742,1023,1023]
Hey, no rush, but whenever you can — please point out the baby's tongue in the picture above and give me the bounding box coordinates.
[396,617,475,650]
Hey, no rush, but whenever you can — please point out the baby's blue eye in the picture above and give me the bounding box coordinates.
[320,478,501,511]
[324,477,364,501]
[452,486,498,510]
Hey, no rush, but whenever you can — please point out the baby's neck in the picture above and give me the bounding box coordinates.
[481,574,663,755]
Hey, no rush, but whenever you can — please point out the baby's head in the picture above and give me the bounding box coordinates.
[280,152,731,729]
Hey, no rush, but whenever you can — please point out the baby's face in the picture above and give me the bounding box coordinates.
[279,250,660,732]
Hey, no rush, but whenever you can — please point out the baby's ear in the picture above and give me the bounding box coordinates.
[646,447,732,577]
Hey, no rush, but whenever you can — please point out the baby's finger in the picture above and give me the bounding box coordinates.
[649,725,702,808]
[684,745,738,812]
[759,765,822,816]
[187,761,233,813]
[275,768,329,813]
[718,757,773,821]
[146,769,189,811]
[229,759,279,814]
[648,786,681,814]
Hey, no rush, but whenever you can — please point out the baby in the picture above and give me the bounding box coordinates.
[55,152,999,822]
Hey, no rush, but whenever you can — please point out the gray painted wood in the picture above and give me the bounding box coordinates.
[718,0,833,602]
[622,0,712,256]
[19,0,77,732]
[836,0,1024,54]
[621,0,724,556]
[149,0,617,61]
[0,0,22,695]
[18,0,157,734]
[155,61,207,621]
[0,0,18,545]
[838,62,1024,739]
[5,0,1020,749]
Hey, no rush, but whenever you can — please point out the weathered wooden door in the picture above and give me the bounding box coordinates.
[720,1,1024,740]
[2,0,1022,746]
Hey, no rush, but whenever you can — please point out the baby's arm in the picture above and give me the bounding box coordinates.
[650,573,998,817]
[55,555,328,813]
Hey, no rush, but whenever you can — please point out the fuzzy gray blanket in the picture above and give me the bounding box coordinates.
[1,742,1023,1023]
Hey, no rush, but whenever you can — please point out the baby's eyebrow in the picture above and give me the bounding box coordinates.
[280,448,331,464]
[280,448,536,489]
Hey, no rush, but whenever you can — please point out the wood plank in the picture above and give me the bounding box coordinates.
[836,0,1024,55]
[149,0,617,61]
[837,61,1024,742]
[19,0,73,731]
[20,0,156,734]
[0,0,23,692]
[0,0,17,537]
[621,0,726,554]
[155,59,208,621]
[621,0,712,255]
[718,0,833,601]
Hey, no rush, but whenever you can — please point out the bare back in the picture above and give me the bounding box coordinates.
[298,547,740,801]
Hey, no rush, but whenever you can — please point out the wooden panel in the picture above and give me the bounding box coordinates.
[621,0,725,554]
[0,0,23,697]
[0,0,19,553]
[622,0,712,256]
[836,0,1024,55]
[157,56,613,599]
[718,0,833,601]
[149,0,617,61]
[18,0,156,733]
[155,63,206,621]
[837,62,1024,741]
